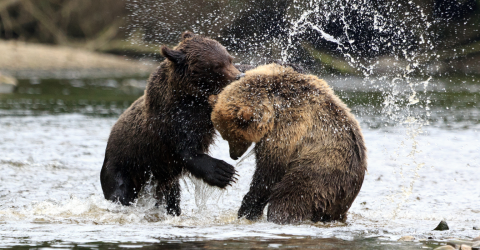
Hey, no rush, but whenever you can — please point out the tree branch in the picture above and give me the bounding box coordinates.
[20,0,69,45]
[0,0,20,12]
[85,19,124,51]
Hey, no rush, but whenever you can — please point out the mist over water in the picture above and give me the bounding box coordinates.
[1,0,479,248]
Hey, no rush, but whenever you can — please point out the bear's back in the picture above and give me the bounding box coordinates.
[258,69,366,172]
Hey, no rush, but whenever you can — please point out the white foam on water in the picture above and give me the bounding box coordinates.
[0,114,479,244]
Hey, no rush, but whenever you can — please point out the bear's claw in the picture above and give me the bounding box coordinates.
[200,157,236,188]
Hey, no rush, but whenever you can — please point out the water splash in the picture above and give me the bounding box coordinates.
[278,0,437,220]
[186,174,225,212]
[123,0,465,225]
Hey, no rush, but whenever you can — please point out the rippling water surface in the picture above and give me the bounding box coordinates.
[0,76,479,249]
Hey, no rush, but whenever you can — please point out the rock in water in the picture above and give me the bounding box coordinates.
[434,246,456,250]
[398,236,415,241]
[460,244,472,250]
[433,220,450,231]
[472,241,480,248]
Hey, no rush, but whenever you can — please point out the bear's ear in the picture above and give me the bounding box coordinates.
[161,46,186,65]
[237,106,253,122]
[208,95,218,107]
[181,31,194,41]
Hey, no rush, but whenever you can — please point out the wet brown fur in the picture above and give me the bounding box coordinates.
[210,64,367,224]
[100,32,240,214]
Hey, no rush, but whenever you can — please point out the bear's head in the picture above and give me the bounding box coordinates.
[209,69,277,159]
[210,63,317,160]
[161,31,243,96]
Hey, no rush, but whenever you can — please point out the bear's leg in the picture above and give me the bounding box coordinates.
[310,211,331,223]
[170,108,236,188]
[238,189,268,221]
[180,149,236,188]
[311,212,347,223]
[155,179,181,216]
[165,180,181,216]
[238,163,286,221]
[100,161,141,205]
[267,167,316,225]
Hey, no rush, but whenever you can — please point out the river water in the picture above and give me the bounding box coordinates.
[0,75,478,249]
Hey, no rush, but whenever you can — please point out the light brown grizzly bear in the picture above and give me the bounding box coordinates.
[209,63,367,224]
[100,32,243,215]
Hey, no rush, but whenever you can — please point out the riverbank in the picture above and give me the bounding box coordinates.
[0,40,157,78]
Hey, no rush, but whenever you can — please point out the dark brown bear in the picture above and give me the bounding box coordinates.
[209,63,367,224]
[100,32,242,215]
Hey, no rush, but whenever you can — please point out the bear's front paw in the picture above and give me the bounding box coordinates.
[201,158,237,188]
[238,203,264,221]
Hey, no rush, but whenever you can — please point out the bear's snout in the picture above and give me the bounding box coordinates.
[223,64,241,81]
[230,153,239,161]
[228,140,252,160]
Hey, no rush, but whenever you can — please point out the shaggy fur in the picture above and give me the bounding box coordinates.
[100,32,241,215]
[209,64,367,224]
[235,61,305,74]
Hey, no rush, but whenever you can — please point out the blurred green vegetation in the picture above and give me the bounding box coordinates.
[0,0,127,48]
[1,0,479,75]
